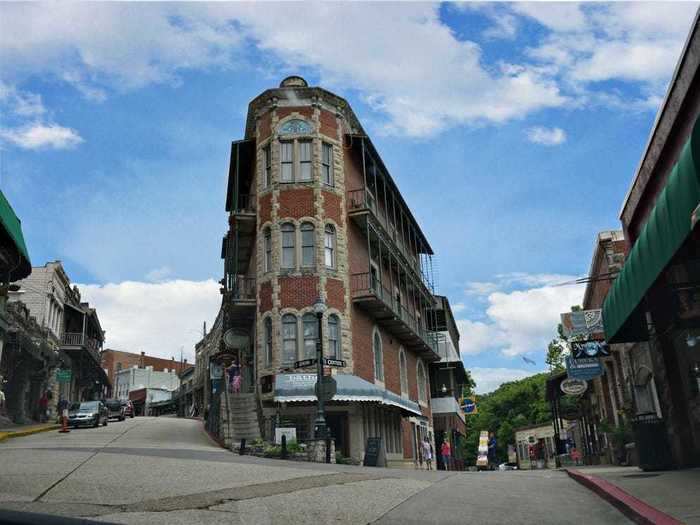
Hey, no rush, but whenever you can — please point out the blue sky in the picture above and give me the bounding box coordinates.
[1,2,697,392]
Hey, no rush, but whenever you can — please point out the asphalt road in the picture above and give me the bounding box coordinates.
[0,416,630,524]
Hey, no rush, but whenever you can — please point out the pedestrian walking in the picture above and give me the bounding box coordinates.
[38,392,48,423]
[226,358,242,394]
[422,438,433,470]
[441,439,451,471]
[488,432,497,470]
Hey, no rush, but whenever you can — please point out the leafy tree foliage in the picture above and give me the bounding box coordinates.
[459,373,551,464]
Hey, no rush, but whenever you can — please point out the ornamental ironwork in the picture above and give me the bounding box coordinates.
[279,119,313,135]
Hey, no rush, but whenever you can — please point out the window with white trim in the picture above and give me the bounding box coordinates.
[399,347,408,396]
[417,360,428,403]
[373,329,384,381]
[282,314,297,365]
[281,223,295,269]
[280,142,293,182]
[263,144,271,188]
[328,315,340,359]
[302,313,317,359]
[301,222,315,268]
[264,317,273,366]
[299,140,312,181]
[322,142,333,186]
[324,224,336,269]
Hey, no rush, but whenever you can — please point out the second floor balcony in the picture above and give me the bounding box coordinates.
[222,275,256,329]
[350,272,439,362]
[61,332,101,363]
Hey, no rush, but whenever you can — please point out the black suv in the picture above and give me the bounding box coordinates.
[104,399,125,421]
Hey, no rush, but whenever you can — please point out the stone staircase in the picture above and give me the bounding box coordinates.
[219,392,261,448]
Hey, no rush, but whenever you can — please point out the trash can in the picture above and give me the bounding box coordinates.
[632,414,673,471]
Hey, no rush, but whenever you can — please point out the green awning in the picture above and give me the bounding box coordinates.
[603,116,700,343]
[0,190,31,281]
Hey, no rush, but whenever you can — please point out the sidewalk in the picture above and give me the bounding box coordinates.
[0,422,61,442]
[565,465,700,524]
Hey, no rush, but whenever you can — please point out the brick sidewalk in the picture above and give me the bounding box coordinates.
[566,466,700,524]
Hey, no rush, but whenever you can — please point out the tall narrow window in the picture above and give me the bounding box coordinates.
[282,314,297,364]
[301,223,315,268]
[399,348,408,396]
[324,224,336,269]
[281,223,295,269]
[303,313,317,359]
[299,140,312,181]
[417,360,427,403]
[280,142,293,182]
[263,145,272,188]
[373,330,384,381]
[264,317,273,366]
[328,315,340,359]
[264,228,272,272]
[322,143,333,186]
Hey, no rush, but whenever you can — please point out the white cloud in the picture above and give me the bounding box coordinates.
[526,126,567,146]
[512,3,588,33]
[451,302,466,313]
[457,273,584,357]
[0,123,83,150]
[145,266,174,283]
[77,279,221,362]
[470,367,535,394]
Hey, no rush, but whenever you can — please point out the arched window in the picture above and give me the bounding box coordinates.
[281,314,297,365]
[328,315,340,359]
[264,317,273,366]
[279,119,313,135]
[399,348,408,396]
[302,313,317,359]
[417,360,428,403]
[324,224,336,269]
[373,329,384,381]
[281,223,295,269]
[264,228,272,272]
[301,222,315,268]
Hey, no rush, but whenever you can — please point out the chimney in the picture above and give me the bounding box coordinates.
[140,351,145,368]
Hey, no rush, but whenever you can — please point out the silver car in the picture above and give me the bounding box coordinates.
[68,401,108,428]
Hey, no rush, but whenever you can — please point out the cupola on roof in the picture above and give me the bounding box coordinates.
[279,75,308,88]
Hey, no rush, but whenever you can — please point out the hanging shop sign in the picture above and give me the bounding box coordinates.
[566,356,603,380]
[561,405,583,420]
[461,397,477,415]
[560,378,588,396]
[570,340,611,359]
[560,309,604,340]
[223,329,249,349]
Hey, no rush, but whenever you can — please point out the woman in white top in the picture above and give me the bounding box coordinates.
[422,438,433,470]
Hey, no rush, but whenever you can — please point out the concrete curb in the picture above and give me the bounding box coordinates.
[0,424,61,443]
[565,468,683,525]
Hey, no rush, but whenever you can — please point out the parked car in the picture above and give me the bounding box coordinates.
[104,399,125,421]
[68,401,108,428]
[121,400,135,418]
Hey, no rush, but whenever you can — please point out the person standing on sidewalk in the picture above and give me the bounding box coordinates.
[441,439,451,471]
[422,438,433,470]
[57,397,68,423]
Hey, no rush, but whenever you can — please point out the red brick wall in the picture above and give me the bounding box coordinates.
[406,351,419,402]
[258,112,272,141]
[101,350,192,387]
[344,147,364,192]
[279,276,319,309]
[259,281,273,314]
[259,193,272,225]
[279,188,315,219]
[276,107,314,122]
[347,222,369,276]
[326,278,346,312]
[322,190,343,226]
[320,109,338,140]
[382,332,401,396]
[351,305,374,383]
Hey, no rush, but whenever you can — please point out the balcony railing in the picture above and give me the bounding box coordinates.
[227,275,256,301]
[233,194,256,215]
[61,332,100,361]
[351,272,438,353]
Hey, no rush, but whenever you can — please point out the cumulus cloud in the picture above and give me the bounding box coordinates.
[470,367,535,394]
[77,279,221,362]
[0,123,83,150]
[526,126,567,146]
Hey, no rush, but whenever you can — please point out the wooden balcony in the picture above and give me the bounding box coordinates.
[350,272,439,362]
[223,275,256,329]
[61,332,101,363]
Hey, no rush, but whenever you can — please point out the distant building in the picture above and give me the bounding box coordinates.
[114,365,180,400]
[101,349,192,388]
[515,422,572,470]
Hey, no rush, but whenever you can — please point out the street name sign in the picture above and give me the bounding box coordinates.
[322,358,346,367]
[56,369,72,383]
[294,358,317,368]
[566,356,603,380]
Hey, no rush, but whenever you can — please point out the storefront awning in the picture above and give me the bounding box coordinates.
[274,373,422,416]
[0,191,31,281]
[603,116,700,343]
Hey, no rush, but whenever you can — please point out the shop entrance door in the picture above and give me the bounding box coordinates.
[326,413,349,457]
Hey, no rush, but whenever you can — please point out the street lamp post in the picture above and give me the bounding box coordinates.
[313,297,327,439]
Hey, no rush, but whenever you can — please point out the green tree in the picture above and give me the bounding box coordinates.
[546,339,566,372]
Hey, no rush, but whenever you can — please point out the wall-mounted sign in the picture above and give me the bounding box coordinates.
[561,378,588,396]
[209,362,224,380]
[561,309,604,340]
[223,329,249,349]
[561,405,583,420]
[570,340,611,359]
[566,356,603,380]
[56,369,72,383]
[461,397,477,415]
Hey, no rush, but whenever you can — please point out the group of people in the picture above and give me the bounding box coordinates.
[417,436,454,471]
